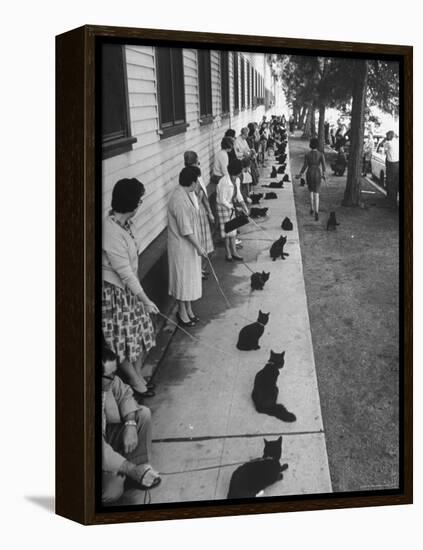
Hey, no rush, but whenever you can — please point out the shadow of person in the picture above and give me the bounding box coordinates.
[25,496,55,513]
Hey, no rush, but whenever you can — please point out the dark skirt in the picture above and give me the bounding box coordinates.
[306,166,322,192]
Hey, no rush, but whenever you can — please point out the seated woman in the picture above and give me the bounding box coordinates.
[102,178,159,402]
[101,343,161,505]
[216,159,249,262]
[167,166,207,327]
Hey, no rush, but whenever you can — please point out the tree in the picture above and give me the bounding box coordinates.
[342,60,368,206]
[343,59,399,206]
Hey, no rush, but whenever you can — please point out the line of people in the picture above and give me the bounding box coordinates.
[100,114,288,505]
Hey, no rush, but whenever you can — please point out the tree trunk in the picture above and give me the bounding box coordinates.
[298,105,307,130]
[317,103,326,152]
[342,60,368,206]
[293,104,300,126]
[310,104,317,137]
[302,102,313,138]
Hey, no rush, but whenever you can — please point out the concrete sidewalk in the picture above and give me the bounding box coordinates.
[145,144,332,504]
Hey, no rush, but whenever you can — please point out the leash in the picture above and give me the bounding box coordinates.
[206,257,267,328]
[156,311,235,359]
[159,457,276,476]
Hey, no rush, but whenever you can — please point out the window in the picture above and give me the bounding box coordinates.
[240,56,245,109]
[220,51,230,115]
[233,52,239,112]
[156,47,187,138]
[250,64,255,107]
[198,50,213,121]
[246,61,250,108]
[101,44,136,159]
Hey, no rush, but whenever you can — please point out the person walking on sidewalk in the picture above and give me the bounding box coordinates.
[102,178,159,402]
[296,138,326,221]
[167,165,207,327]
[216,158,248,262]
[183,150,215,280]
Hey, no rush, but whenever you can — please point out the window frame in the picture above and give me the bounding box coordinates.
[156,47,188,139]
[233,52,239,113]
[101,44,137,160]
[220,51,230,117]
[197,49,213,125]
[240,56,245,110]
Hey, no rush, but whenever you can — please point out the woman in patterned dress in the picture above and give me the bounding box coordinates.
[183,151,214,279]
[102,178,159,402]
[216,158,249,262]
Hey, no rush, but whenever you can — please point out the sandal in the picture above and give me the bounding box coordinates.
[138,466,162,490]
[189,314,200,322]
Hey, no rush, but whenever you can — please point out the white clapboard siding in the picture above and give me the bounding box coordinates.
[102,45,284,255]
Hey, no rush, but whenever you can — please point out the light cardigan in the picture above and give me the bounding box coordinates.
[213,149,229,177]
[234,136,251,159]
[216,175,244,210]
[102,214,143,297]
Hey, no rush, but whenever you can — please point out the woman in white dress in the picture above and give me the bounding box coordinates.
[167,166,207,327]
[183,151,215,279]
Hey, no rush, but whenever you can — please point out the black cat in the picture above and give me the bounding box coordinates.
[281,217,293,231]
[263,181,284,189]
[249,192,263,205]
[270,235,289,261]
[252,350,296,422]
[270,166,277,178]
[327,211,340,231]
[249,207,269,218]
[282,174,290,182]
[250,271,270,290]
[300,177,306,187]
[227,436,288,499]
[236,310,270,351]
[264,192,278,199]
[277,165,286,174]
[275,154,286,163]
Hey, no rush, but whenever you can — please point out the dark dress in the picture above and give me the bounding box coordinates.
[301,150,326,192]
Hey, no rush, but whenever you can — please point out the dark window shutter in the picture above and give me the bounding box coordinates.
[233,52,239,111]
[157,48,173,127]
[198,50,212,117]
[171,49,185,124]
[246,61,250,108]
[101,44,136,158]
[220,51,230,113]
[240,57,245,109]
[156,47,186,132]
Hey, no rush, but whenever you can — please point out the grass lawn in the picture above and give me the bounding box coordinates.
[291,137,400,492]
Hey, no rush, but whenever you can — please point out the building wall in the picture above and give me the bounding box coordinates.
[102,46,285,257]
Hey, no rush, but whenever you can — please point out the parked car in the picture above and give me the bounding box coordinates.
[370,135,387,188]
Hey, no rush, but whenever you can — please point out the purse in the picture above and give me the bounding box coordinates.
[224,209,250,233]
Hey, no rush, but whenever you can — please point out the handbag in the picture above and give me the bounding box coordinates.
[224,209,250,233]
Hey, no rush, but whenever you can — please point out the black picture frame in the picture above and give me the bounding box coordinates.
[56,24,412,525]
